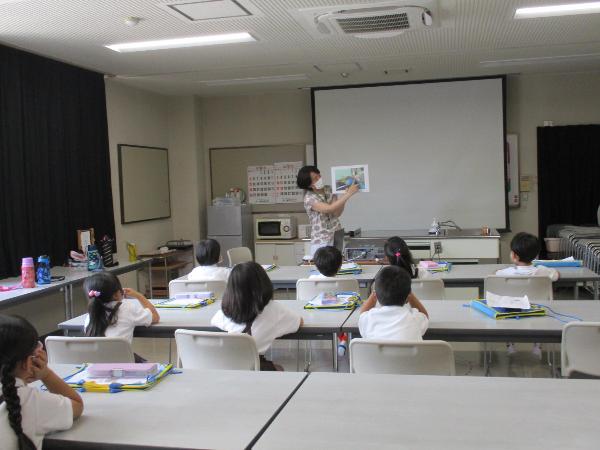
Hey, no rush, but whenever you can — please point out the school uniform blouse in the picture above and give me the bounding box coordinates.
[495,264,559,281]
[0,378,73,450]
[358,303,428,341]
[84,298,153,344]
[211,301,302,354]
[188,265,230,281]
[303,187,341,247]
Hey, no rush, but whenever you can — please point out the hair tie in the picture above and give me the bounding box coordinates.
[395,252,401,258]
[88,290,101,298]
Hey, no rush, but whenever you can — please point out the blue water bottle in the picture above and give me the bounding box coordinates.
[36,255,51,285]
[87,245,104,271]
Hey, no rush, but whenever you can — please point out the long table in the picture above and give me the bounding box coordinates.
[269,264,385,289]
[0,259,151,319]
[427,263,600,299]
[41,366,600,450]
[43,365,306,450]
[253,372,600,450]
[58,299,354,338]
[59,299,600,345]
[342,300,600,343]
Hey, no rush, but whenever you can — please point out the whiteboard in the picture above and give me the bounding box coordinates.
[118,145,171,224]
[313,77,507,230]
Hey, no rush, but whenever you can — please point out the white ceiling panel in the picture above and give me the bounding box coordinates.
[0,0,598,95]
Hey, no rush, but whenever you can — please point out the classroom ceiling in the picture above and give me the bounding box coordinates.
[1,0,599,96]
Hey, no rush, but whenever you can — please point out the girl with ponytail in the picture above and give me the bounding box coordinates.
[384,236,430,279]
[83,272,159,349]
[0,315,83,450]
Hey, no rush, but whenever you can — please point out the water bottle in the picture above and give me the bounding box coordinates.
[21,257,36,288]
[36,255,51,285]
[337,333,348,357]
[87,245,104,271]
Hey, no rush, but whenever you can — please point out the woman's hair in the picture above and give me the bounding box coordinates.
[297,165,319,191]
[196,239,221,266]
[384,236,418,279]
[221,262,273,324]
[83,272,123,337]
[0,315,39,450]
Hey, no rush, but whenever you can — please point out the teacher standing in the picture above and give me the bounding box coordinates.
[296,165,359,258]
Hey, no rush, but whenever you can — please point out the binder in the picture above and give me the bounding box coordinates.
[64,363,173,393]
[470,299,546,320]
[304,291,362,310]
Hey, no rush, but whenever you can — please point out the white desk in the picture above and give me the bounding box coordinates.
[58,300,354,339]
[342,300,600,342]
[0,259,151,319]
[429,264,600,299]
[266,264,384,289]
[43,365,306,450]
[254,372,600,450]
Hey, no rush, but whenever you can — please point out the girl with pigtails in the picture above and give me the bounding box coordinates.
[0,315,83,449]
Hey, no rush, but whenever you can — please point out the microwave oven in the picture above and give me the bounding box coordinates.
[255,217,297,239]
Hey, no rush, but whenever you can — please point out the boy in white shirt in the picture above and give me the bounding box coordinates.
[309,246,342,279]
[358,266,429,341]
[188,239,230,281]
[495,232,559,357]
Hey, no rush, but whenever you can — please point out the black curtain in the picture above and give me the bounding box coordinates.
[537,124,600,241]
[0,44,115,277]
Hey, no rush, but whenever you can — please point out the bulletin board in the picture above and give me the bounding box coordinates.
[209,144,307,212]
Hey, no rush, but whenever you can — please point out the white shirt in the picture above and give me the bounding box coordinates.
[188,265,230,281]
[84,298,152,344]
[495,265,559,281]
[358,304,429,341]
[0,378,73,450]
[211,301,301,354]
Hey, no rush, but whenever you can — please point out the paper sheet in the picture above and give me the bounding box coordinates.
[486,292,531,309]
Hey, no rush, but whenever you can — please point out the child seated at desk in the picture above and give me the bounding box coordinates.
[0,315,83,450]
[309,246,342,278]
[188,239,230,281]
[495,232,558,357]
[211,262,302,371]
[385,236,430,278]
[83,272,159,361]
[358,266,429,341]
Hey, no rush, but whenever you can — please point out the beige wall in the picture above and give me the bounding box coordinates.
[105,80,173,260]
[106,72,600,262]
[504,70,600,261]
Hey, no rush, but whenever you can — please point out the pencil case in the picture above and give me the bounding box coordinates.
[87,363,159,378]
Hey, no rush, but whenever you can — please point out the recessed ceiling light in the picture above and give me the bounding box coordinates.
[201,74,308,86]
[515,2,600,19]
[105,32,255,52]
[480,52,600,67]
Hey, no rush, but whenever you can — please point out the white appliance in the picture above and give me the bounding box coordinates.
[298,224,311,239]
[255,217,297,240]
[207,205,253,261]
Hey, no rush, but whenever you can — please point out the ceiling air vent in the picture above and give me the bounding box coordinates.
[293,1,438,39]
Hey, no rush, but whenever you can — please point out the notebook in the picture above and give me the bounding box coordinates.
[155,292,216,309]
[304,291,362,310]
[470,299,546,320]
[533,257,582,267]
[64,363,173,393]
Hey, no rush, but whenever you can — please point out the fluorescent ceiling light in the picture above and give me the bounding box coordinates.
[480,52,600,67]
[201,74,308,86]
[106,32,255,52]
[515,2,600,19]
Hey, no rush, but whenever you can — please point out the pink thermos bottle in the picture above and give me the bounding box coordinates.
[21,257,36,288]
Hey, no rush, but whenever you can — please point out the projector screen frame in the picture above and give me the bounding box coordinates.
[310,75,510,233]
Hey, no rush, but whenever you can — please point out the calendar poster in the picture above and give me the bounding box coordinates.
[247,165,276,204]
[274,161,304,203]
